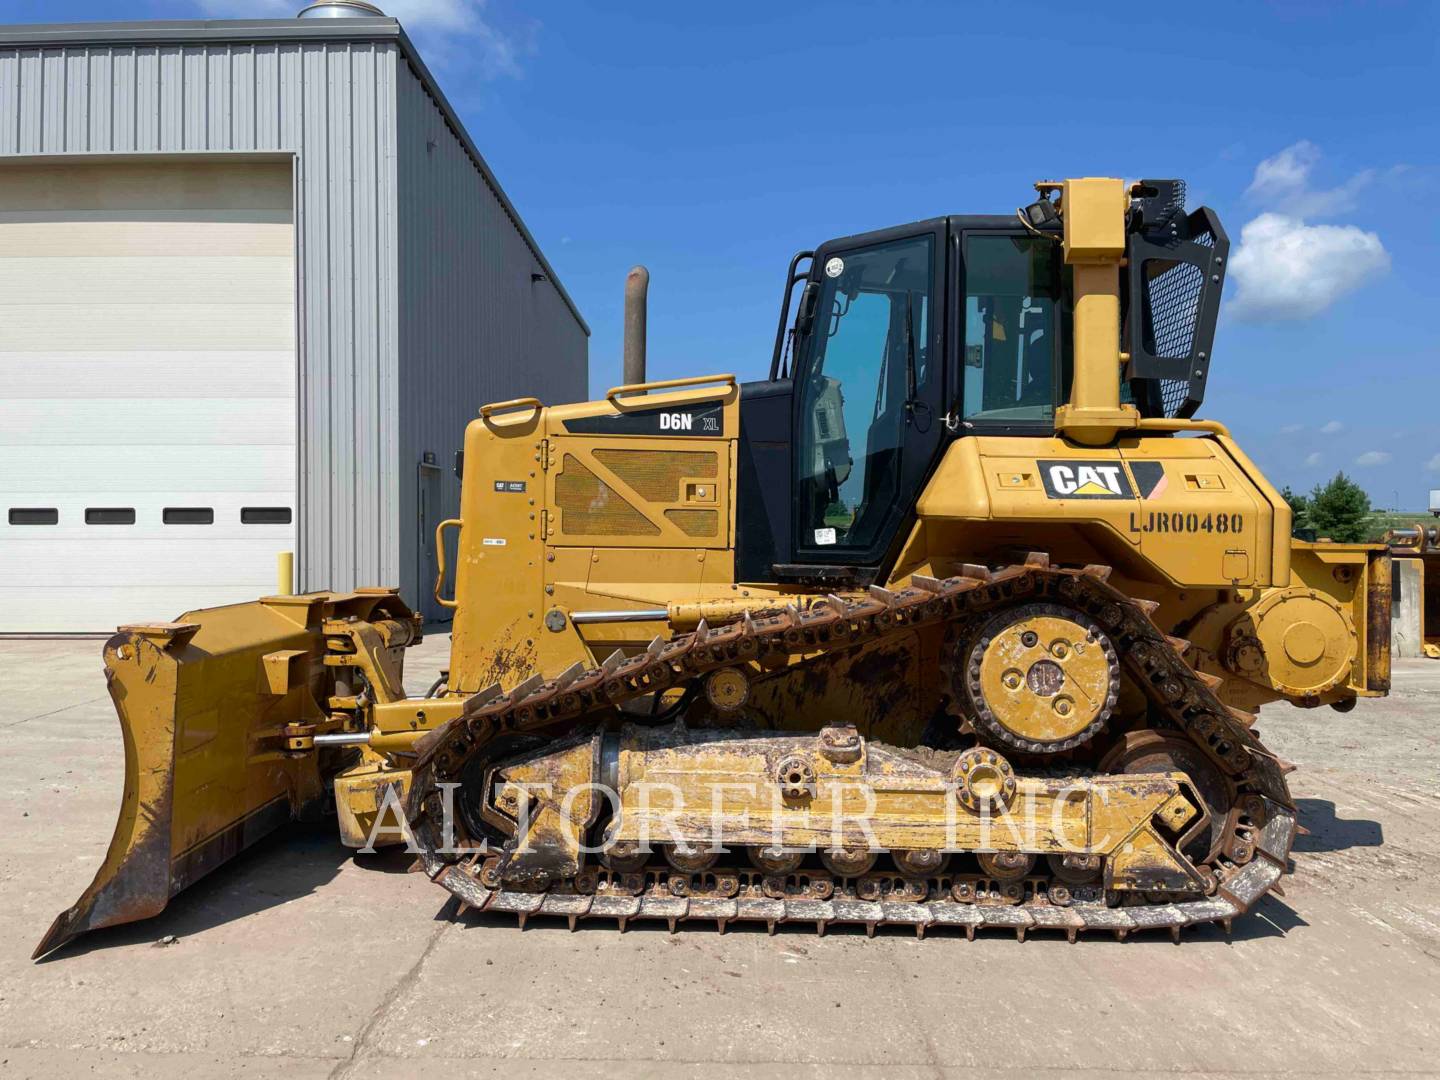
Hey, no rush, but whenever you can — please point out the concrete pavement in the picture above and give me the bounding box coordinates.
[1,635,1437,1078]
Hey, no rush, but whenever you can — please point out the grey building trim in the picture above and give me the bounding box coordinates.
[0,17,589,334]
[0,17,404,46]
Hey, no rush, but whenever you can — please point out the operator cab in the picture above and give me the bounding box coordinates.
[736,183,1227,584]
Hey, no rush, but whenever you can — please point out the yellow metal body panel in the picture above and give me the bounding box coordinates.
[488,737,604,886]
[443,405,550,694]
[913,435,1279,588]
[1053,178,1141,446]
[490,728,1201,893]
[1185,541,1390,710]
[1058,177,1128,263]
[609,747,1191,860]
[446,380,742,695]
[548,441,731,548]
[439,385,1371,714]
[334,761,413,848]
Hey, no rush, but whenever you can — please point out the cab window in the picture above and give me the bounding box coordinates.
[962,234,1070,423]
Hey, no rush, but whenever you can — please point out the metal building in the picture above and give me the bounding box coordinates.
[0,7,589,632]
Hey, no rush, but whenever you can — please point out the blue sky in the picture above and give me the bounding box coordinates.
[12,0,1440,507]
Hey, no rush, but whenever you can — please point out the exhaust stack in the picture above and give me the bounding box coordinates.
[623,265,649,385]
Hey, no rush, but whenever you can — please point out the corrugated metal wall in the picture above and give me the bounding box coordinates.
[395,62,587,622]
[0,30,589,621]
[0,40,401,596]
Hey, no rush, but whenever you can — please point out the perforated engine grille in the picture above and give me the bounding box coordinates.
[1143,260,1204,360]
[1159,378,1190,416]
[593,449,718,502]
[555,455,659,536]
[1142,259,1206,419]
[665,509,719,537]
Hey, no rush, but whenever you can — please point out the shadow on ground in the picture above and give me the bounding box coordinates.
[37,822,415,962]
[1294,798,1384,853]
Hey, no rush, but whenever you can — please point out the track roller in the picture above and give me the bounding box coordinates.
[749,846,805,874]
[821,848,878,877]
[977,851,1036,881]
[895,849,951,877]
[665,844,720,873]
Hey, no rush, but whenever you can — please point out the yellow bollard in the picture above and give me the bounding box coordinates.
[276,551,294,596]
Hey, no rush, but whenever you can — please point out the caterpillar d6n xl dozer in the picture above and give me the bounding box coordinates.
[38,177,1393,957]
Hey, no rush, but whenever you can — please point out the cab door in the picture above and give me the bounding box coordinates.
[789,226,947,570]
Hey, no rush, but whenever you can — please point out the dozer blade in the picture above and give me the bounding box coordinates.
[34,592,401,959]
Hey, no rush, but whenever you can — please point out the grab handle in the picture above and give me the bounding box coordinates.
[434,518,463,610]
[479,397,542,421]
[605,373,736,412]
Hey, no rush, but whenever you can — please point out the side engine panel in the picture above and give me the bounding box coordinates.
[915,434,1280,590]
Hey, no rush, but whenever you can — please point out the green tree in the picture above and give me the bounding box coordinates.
[1307,472,1372,543]
[1280,485,1312,537]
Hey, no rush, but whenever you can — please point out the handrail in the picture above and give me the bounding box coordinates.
[433,518,463,610]
[1134,417,1231,437]
[770,250,814,380]
[479,396,543,421]
[605,373,736,412]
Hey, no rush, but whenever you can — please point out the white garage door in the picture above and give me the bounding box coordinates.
[0,159,296,633]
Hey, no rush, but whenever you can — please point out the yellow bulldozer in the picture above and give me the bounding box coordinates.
[37,177,1392,957]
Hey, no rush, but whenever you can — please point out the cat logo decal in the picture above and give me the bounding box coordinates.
[1038,460,1134,500]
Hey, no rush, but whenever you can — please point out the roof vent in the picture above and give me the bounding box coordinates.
[297,1,385,17]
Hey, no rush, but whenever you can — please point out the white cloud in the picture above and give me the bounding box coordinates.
[1355,451,1392,467]
[1246,141,1375,219]
[1427,453,1440,473]
[1228,212,1389,322]
[195,0,532,78]
[1248,142,1315,199]
[1320,420,1345,435]
[388,0,488,32]
[1230,142,1391,322]
[1280,423,1304,435]
[1304,451,1322,467]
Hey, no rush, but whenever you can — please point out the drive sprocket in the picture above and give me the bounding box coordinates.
[948,602,1120,754]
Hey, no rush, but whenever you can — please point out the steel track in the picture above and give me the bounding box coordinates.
[407,558,1296,939]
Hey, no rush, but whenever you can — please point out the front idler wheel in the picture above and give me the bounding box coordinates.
[600,840,650,874]
[1099,730,1234,865]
